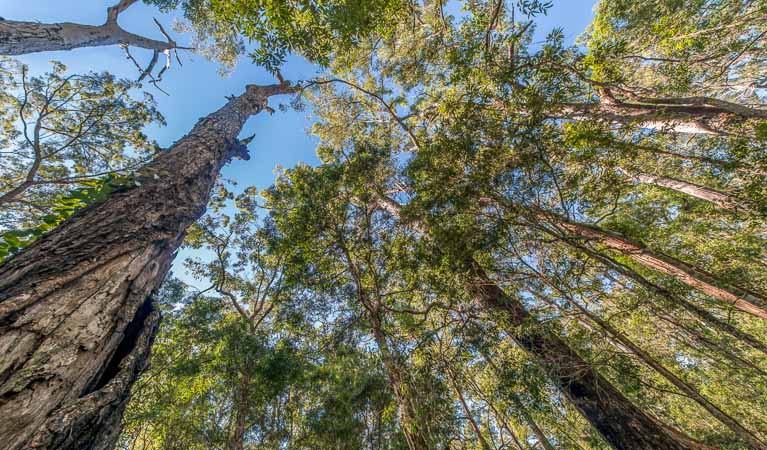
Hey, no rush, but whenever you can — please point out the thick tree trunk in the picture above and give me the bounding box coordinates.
[372,195,710,450]
[532,207,767,320]
[0,82,296,450]
[0,0,177,55]
[466,262,710,450]
[561,95,767,135]
[0,21,174,55]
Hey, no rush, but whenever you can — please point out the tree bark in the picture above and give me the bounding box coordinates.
[369,313,431,450]
[625,171,750,213]
[560,93,767,135]
[446,366,492,450]
[372,195,711,450]
[531,207,767,320]
[538,279,766,450]
[571,241,767,357]
[0,82,296,450]
[466,261,710,450]
[0,0,180,56]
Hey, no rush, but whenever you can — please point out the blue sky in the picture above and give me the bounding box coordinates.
[1,0,597,285]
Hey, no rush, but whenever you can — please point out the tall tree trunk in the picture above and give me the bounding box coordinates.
[530,206,767,320]
[465,261,710,450]
[623,170,750,213]
[369,313,431,450]
[537,278,766,449]
[561,93,767,135]
[0,82,296,450]
[507,394,556,450]
[372,195,711,450]
[0,0,182,56]
[571,240,767,356]
[445,366,492,450]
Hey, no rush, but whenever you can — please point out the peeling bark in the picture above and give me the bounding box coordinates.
[0,82,297,450]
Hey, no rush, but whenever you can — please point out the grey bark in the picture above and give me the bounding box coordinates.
[624,170,751,213]
[0,0,180,56]
[0,82,296,450]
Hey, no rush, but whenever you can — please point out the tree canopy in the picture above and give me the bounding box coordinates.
[1,0,766,449]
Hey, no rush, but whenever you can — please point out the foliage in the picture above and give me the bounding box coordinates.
[4,0,767,449]
[0,58,163,231]
[0,173,135,261]
[145,0,410,73]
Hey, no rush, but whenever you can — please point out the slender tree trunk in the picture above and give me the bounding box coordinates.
[230,370,251,450]
[624,170,750,213]
[372,195,711,450]
[531,207,767,320]
[0,0,179,56]
[638,145,766,177]
[369,313,430,450]
[445,366,492,450]
[507,394,556,450]
[0,82,296,450]
[538,280,766,449]
[571,240,767,356]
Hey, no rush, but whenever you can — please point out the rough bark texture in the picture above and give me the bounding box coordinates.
[0,0,177,56]
[372,195,710,450]
[0,82,295,450]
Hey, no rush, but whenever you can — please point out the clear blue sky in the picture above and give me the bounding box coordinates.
[1,0,597,286]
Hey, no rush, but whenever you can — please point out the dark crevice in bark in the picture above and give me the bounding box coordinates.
[0,82,296,449]
[84,296,154,396]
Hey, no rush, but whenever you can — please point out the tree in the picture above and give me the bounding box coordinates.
[0,81,297,450]
[146,0,409,73]
[119,192,407,450]
[0,59,163,232]
[277,1,767,445]
[0,0,189,81]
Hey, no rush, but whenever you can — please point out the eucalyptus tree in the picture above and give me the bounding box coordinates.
[265,152,458,450]
[144,0,410,74]
[283,0,767,446]
[119,188,408,450]
[0,59,163,232]
[0,81,297,450]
